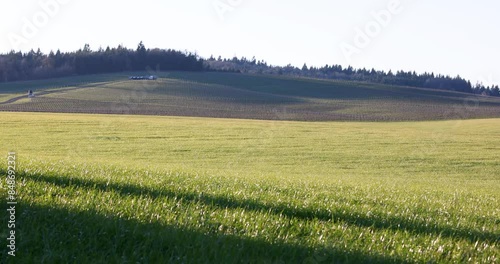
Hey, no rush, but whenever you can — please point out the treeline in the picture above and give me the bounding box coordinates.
[0,42,203,82]
[1,43,498,97]
[205,57,500,97]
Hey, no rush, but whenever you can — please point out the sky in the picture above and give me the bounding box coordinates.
[1,0,499,86]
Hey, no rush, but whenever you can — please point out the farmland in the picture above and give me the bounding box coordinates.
[1,73,499,263]
[1,72,500,121]
[0,112,499,263]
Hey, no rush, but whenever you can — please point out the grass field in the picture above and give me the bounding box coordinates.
[1,72,500,121]
[0,112,499,263]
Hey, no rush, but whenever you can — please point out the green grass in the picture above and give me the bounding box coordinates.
[1,72,500,121]
[0,73,127,93]
[0,112,499,263]
[0,94,23,104]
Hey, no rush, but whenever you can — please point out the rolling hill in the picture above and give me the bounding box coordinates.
[1,71,500,121]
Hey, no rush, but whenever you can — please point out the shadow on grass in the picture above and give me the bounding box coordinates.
[17,170,500,246]
[170,71,500,105]
[0,201,408,263]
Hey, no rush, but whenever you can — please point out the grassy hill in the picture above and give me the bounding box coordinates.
[1,72,500,121]
[0,112,499,263]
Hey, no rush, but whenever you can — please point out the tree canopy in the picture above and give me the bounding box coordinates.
[0,42,203,82]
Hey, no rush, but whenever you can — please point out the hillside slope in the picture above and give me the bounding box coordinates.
[1,72,500,121]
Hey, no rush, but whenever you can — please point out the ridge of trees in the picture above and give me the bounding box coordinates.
[0,42,498,97]
[205,56,500,97]
[0,42,203,82]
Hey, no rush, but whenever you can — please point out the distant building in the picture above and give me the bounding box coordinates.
[27,90,34,98]
[129,75,157,80]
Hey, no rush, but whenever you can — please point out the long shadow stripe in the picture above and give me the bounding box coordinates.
[15,170,500,245]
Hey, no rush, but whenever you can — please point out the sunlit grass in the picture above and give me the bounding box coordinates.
[0,112,499,263]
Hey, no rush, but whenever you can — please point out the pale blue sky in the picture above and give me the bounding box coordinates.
[1,0,499,85]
